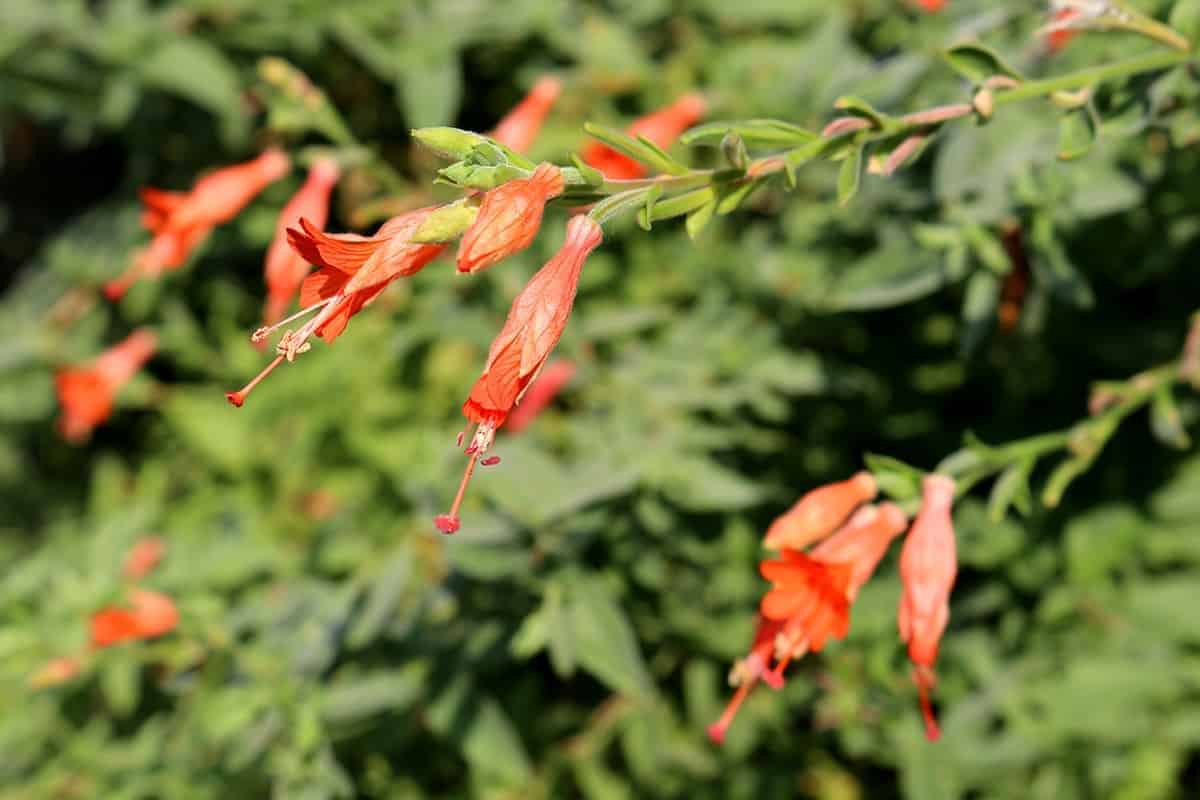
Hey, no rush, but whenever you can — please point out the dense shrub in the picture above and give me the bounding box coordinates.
[3,1,1200,797]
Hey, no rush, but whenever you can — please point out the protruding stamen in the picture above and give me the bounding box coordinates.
[439,448,480,534]
[707,680,756,745]
[251,297,337,343]
[282,297,344,361]
[455,431,465,448]
[481,456,501,466]
[226,355,285,407]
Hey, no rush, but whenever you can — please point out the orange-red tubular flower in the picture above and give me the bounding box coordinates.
[757,552,853,685]
[457,164,565,274]
[897,473,958,741]
[811,502,909,601]
[914,0,946,12]
[504,359,576,433]
[436,215,604,534]
[708,502,909,745]
[262,158,340,328]
[1047,8,1081,52]
[106,149,291,299]
[55,329,157,443]
[90,589,179,648]
[226,208,446,407]
[582,93,707,180]
[490,76,562,154]
[762,472,877,551]
[122,536,167,580]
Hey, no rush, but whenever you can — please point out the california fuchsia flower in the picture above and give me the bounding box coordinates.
[106,149,290,299]
[457,163,565,273]
[55,329,157,443]
[262,158,340,328]
[122,536,167,580]
[90,589,179,648]
[914,0,946,11]
[436,215,603,534]
[582,93,707,180]
[709,500,909,745]
[505,359,577,433]
[226,208,446,407]
[758,552,853,682]
[898,474,958,741]
[762,471,877,551]
[490,76,562,154]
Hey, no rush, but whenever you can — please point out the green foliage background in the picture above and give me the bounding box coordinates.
[3,0,1200,797]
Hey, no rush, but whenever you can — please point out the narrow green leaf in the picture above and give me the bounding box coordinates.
[943,42,1024,84]
[680,119,816,148]
[686,199,717,240]
[837,145,865,207]
[583,122,689,176]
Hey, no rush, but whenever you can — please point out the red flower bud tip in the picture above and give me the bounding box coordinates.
[122,536,166,580]
[762,471,877,551]
[490,75,563,154]
[898,474,957,741]
[456,163,565,274]
[56,329,157,442]
[582,93,707,179]
[1046,9,1081,53]
[505,359,577,433]
[262,158,341,328]
[110,150,290,297]
[434,514,461,535]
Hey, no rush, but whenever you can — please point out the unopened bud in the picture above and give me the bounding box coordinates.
[972,89,995,120]
[1050,88,1091,110]
[411,202,480,244]
[413,127,490,160]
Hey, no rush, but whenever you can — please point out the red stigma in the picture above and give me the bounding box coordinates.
[481,456,501,466]
[434,514,460,534]
[225,391,245,408]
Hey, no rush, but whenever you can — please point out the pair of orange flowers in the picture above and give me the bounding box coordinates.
[30,536,176,689]
[708,472,958,744]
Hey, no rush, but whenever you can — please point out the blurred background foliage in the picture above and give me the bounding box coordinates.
[3,0,1200,797]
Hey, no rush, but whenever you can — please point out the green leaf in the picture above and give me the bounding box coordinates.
[399,52,461,128]
[638,187,717,228]
[959,270,1001,358]
[988,458,1035,521]
[427,678,533,787]
[583,122,689,176]
[1150,384,1191,450]
[943,42,1024,84]
[138,37,247,144]
[837,144,865,207]
[1057,109,1097,160]
[865,453,924,502]
[833,95,889,128]
[681,119,817,148]
[566,574,654,699]
[686,198,717,240]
